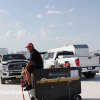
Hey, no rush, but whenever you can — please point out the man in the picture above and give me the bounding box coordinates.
[22,43,43,91]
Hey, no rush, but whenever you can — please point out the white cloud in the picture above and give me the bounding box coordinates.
[0,10,9,15]
[40,27,46,38]
[68,22,73,26]
[56,11,62,14]
[0,30,15,41]
[77,33,90,38]
[58,24,64,25]
[55,37,60,40]
[40,27,51,39]
[56,33,89,43]
[47,10,66,14]
[46,5,50,8]
[49,24,55,27]
[55,36,80,42]
[6,30,12,37]
[17,29,26,39]
[0,35,6,41]
[28,12,31,16]
[73,38,81,42]
[12,29,37,42]
[69,8,74,12]
[27,35,37,41]
[51,4,55,8]
[14,21,22,28]
[87,33,89,36]
[47,10,55,14]
[55,37,72,42]
[0,9,11,30]
[37,14,43,18]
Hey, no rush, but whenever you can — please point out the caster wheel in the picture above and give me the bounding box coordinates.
[74,94,82,100]
[30,97,36,100]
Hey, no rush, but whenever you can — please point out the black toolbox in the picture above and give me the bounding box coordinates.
[30,67,82,100]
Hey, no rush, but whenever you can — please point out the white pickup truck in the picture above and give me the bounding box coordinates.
[0,54,28,84]
[43,51,100,78]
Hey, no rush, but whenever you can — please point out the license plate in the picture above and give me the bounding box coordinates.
[16,75,21,78]
[88,67,92,70]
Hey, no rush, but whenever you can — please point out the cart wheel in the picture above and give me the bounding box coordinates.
[30,97,36,100]
[74,94,82,100]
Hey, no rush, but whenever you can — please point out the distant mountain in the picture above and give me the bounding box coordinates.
[89,49,100,56]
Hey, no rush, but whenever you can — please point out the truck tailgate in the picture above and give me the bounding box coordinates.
[79,56,100,67]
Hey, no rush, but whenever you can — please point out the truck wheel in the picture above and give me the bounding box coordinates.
[1,76,5,84]
[83,72,96,78]
[74,94,82,100]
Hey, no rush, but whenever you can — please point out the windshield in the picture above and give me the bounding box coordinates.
[56,52,74,58]
[2,54,26,61]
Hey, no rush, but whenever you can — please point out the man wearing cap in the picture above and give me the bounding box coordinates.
[22,43,43,91]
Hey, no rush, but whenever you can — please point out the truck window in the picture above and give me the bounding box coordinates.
[43,52,54,60]
[2,54,26,61]
[56,52,74,58]
[43,53,49,60]
[48,52,54,59]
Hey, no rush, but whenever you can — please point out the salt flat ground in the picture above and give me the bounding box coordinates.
[0,72,100,100]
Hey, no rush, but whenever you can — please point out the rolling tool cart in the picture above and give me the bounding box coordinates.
[28,67,82,100]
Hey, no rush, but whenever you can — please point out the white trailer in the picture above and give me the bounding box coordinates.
[48,44,89,57]
[0,48,8,55]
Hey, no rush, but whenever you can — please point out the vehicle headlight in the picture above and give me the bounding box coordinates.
[4,69,8,72]
[3,66,8,72]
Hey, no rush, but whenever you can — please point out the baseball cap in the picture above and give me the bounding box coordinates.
[25,43,34,48]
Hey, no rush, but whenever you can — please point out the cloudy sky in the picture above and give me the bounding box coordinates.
[0,0,100,53]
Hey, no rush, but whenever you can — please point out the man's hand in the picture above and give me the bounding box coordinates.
[22,67,26,74]
[21,61,33,74]
[26,61,34,69]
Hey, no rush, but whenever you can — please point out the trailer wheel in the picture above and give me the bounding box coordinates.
[83,72,96,78]
[1,76,5,84]
[74,94,82,100]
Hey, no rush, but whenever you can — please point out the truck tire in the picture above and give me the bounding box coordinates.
[74,94,82,100]
[83,72,96,78]
[1,76,5,84]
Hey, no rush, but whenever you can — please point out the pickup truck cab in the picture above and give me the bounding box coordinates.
[0,54,28,84]
[43,51,100,78]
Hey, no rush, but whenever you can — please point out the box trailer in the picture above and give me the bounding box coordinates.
[0,48,8,55]
[48,44,89,57]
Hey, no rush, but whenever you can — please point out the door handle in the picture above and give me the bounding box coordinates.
[51,61,53,62]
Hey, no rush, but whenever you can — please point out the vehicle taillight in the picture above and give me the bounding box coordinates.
[75,59,80,66]
[99,58,100,64]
